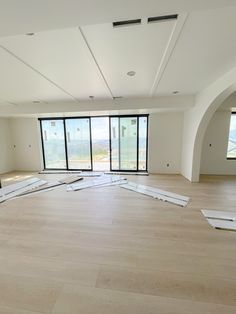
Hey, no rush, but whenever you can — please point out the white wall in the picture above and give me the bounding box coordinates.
[149,112,183,174]
[200,110,236,175]
[10,118,43,171]
[0,118,14,174]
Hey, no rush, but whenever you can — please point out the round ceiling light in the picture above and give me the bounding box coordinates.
[127,71,136,77]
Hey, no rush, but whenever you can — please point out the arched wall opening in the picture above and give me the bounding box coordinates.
[181,66,236,182]
[200,93,236,175]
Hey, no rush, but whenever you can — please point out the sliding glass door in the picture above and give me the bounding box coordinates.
[40,115,148,172]
[65,118,92,170]
[110,115,148,171]
[91,117,110,171]
[40,119,67,169]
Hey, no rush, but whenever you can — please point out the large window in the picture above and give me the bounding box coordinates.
[39,115,148,172]
[227,113,236,159]
[65,118,92,170]
[40,119,67,169]
[110,116,148,171]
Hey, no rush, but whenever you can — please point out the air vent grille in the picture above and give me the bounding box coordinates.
[148,14,178,23]
[113,19,141,28]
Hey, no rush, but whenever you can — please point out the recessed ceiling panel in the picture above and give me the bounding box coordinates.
[0,28,112,100]
[81,20,176,97]
[0,47,74,104]
[156,7,236,95]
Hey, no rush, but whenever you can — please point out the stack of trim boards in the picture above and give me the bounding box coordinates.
[120,182,189,207]
[0,178,47,203]
[0,175,83,203]
[67,175,126,191]
[67,176,189,207]
[201,209,236,231]
[39,171,102,177]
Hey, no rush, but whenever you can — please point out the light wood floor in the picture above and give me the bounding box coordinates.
[0,172,236,314]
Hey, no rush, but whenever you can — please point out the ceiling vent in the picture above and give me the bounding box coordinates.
[113,19,141,28]
[148,14,178,23]
[113,96,123,99]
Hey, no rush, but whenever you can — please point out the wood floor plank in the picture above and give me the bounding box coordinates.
[51,284,236,314]
[0,305,43,314]
[0,255,99,287]
[0,273,62,313]
[96,266,236,305]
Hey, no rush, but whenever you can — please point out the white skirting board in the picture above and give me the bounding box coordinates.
[17,181,63,197]
[39,170,82,174]
[119,182,189,207]
[206,218,236,231]
[201,209,236,231]
[39,171,102,177]
[15,176,83,198]
[78,172,103,177]
[67,176,126,191]
[95,179,128,188]
[201,209,236,221]
[0,178,47,203]
[0,177,41,197]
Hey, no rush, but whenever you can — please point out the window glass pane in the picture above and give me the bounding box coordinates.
[120,117,137,170]
[227,114,236,158]
[138,116,147,170]
[110,117,119,170]
[41,120,66,169]
[65,118,92,170]
[91,117,110,171]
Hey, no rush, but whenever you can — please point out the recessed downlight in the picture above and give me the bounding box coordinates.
[127,71,136,77]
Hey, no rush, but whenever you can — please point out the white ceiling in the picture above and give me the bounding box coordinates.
[0,1,235,37]
[0,1,235,112]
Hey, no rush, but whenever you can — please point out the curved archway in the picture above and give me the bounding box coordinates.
[181,67,236,182]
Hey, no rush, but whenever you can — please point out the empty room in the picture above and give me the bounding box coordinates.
[0,1,236,313]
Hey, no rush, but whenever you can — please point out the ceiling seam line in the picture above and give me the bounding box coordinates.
[79,26,114,99]
[149,13,188,96]
[0,44,80,102]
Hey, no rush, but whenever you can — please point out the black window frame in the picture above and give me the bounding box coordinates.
[39,114,149,172]
[227,112,236,160]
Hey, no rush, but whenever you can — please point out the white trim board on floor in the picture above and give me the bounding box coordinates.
[67,176,126,191]
[201,209,236,221]
[0,177,41,197]
[39,170,82,174]
[17,176,83,198]
[95,179,128,188]
[104,171,149,176]
[0,179,47,203]
[119,182,189,207]
[206,218,236,231]
[18,181,64,197]
[39,171,102,177]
